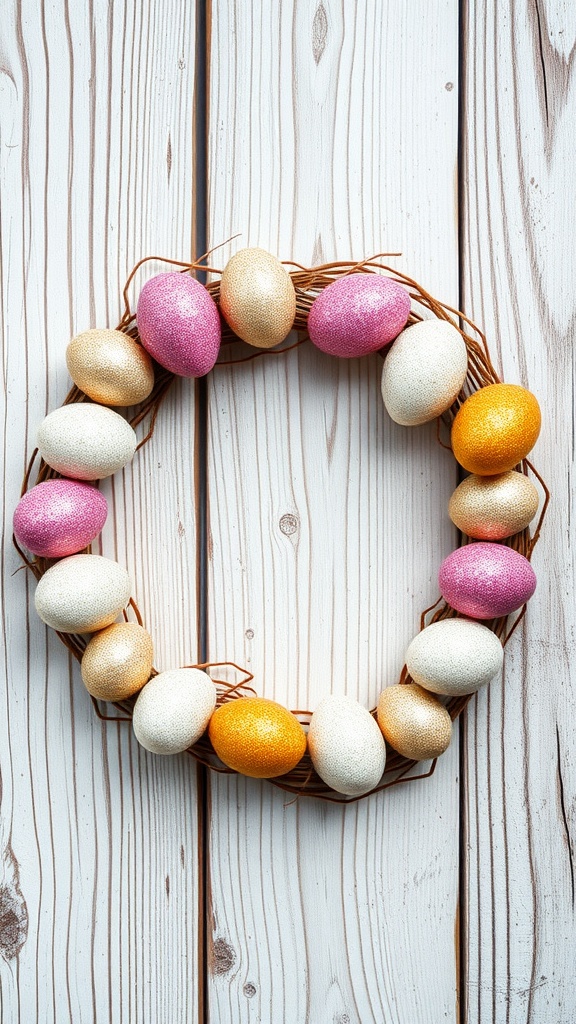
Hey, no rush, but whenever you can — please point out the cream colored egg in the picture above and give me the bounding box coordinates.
[37,403,137,480]
[405,618,503,696]
[132,668,217,755]
[66,328,155,406]
[35,554,131,633]
[377,683,452,761]
[381,319,468,425]
[308,695,386,796]
[448,470,539,540]
[81,622,154,700]
[219,247,296,349]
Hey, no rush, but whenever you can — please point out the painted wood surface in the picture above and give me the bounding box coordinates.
[460,1,576,1021]
[0,2,201,1021]
[205,2,462,1021]
[1,0,573,1022]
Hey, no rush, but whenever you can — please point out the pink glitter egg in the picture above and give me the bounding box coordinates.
[13,479,108,558]
[439,542,536,619]
[307,274,410,358]
[136,272,221,377]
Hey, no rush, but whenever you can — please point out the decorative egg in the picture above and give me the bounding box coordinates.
[307,695,386,796]
[66,328,155,406]
[405,618,504,696]
[13,479,107,558]
[136,272,221,376]
[451,384,541,475]
[219,247,296,349]
[37,403,137,480]
[439,542,537,619]
[377,683,452,760]
[381,319,468,425]
[34,554,131,633]
[448,470,539,540]
[307,273,410,358]
[132,668,217,755]
[81,622,154,701]
[208,697,306,778]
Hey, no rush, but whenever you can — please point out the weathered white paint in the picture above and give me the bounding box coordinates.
[0,2,201,1021]
[205,2,461,1020]
[461,1,576,1021]
[1,0,571,1020]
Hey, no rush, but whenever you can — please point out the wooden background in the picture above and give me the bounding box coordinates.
[1,1,574,1020]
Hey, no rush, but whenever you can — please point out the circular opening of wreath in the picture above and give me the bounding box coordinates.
[14,247,548,802]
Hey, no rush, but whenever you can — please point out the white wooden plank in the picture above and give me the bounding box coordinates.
[0,2,201,1020]
[461,1,576,1020]
[206,2,461,1020]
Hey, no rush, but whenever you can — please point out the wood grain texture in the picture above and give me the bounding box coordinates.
[2,1,571,1019]
[205,2,461,1020]
[0,2,201,1020]
[461,1,576,1021]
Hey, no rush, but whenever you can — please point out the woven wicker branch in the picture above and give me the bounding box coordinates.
[15,255,549,801]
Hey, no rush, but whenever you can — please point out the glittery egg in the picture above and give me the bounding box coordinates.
[34,554,131,633]
[66,328,155,406]
[448,471,539,540]
[208,697,306,778]
[219,247,296,349]
[377,683,452,760]
[381,319,468,425]
[451,384,541,475]
[37,403,137,480]
[307,695,386,796]
[13,479,107,558]
[136,272,221,376]
[307,273,410,358]
[81,622,154,701]
[405,618,504,696]
[438,542,537,619]
[132,668,217,755]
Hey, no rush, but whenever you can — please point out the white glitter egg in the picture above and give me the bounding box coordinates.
[37,403,137,480]
[405,618,504,696]
[132,668,217,755]
[381,319,468,425]
[308,694,386,796]
[34,554,131,633]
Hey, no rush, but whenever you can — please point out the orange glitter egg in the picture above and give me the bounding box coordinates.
[208,697,307,778]
[451,383,541,475]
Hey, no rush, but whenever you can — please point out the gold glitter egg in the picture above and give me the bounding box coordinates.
[451,383,541,475]
[66,328,155,406]
[376,683,452,761]
[219,247,296,349]
[81,622,154,701]
[448,470,539,540]
[208,697,306,778]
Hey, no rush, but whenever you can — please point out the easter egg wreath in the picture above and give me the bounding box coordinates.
[14,249,548,801]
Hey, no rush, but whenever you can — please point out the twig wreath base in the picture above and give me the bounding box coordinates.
[16,253,549,802]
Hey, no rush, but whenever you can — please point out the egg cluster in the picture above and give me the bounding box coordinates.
[14,248,543,799]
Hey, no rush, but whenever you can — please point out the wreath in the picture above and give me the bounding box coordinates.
[14,248,548,802]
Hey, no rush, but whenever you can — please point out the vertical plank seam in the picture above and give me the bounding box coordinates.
[457,1,468,1021]
[193,2,211,1022]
